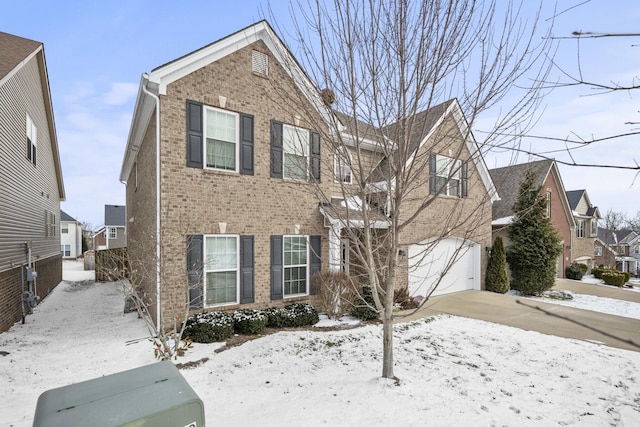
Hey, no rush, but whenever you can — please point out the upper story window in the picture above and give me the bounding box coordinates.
[590,219,598,237]
[204,235,239,306]
[205,107,239,171]
[576,220,585,238]
[430,154,468,198]
[634,245,640,255]
[334,146,352,184]
[26,114,37,165]
[546,191,551,218]
[252,50,268,77]
[45,210,56,238]
[61,223,69,234]
[283,124,310,180]
[108,227,117,239]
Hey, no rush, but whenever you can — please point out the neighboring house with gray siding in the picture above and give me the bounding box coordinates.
[60,210,83,259]
[94,205,127,250]
[0,32,65,332]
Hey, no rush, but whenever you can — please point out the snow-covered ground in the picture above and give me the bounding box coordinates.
[1,260,640,426]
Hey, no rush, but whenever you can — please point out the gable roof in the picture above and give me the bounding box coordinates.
[565,190,584,211]
[105,205,126,227]
[489,159,573,226]
[0,32,65,201]
[120,20,330,183]
[61,210,79,222]
[360,99,497,202]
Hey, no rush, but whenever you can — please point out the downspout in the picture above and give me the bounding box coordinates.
[141,74,162,334]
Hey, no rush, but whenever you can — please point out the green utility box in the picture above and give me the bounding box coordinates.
[33,361,205,427]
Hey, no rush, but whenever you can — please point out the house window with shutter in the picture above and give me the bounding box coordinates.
[590,219,598,237]
[334,146,352,184]
[204,235,239,306]
[205,107,239,171]
[284,236,309,296]
[252,50,269,76]
[26,114,37,165]
[283,125,310,180]
[432,154,466,197]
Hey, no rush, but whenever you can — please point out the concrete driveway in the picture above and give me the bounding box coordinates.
[397,279,640,352]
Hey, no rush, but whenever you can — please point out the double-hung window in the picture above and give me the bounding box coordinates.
[61,223,69,234]
[434,154,461,196]
[61,244,71,257]
[109,227,117,239]
[205,107,238,171]
[590,219,598,237]
[204,235,239,306]
[283,125,309,180]
[284,236,308,296]
[576,220,585,238]
[334,146,352,184]
[26,114,37,165]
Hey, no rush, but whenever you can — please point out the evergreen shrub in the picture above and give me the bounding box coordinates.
[183,311,234,343]
[485,235,509,294]
[264,303,319,328]
[565,262,585,280]
[232,309,268,335]
[601,271,625,287]
[351,285,379,320]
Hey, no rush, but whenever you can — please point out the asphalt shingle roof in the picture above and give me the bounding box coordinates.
[0,32,41,81]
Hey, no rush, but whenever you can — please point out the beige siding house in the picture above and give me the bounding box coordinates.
[120,21,497,329]
[0,32,65,332]
[565,189,600,271]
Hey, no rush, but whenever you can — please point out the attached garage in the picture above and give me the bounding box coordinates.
[408,237,480,298]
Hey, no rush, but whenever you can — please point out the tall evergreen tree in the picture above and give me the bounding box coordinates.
[506,170,562,295]
[486,235,509,294]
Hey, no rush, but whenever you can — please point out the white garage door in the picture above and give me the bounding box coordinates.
[408,237,480,298]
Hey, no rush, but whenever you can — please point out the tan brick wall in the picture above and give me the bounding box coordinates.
[397,114,493,291]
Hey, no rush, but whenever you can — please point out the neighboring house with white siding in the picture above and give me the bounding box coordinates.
[0,32,65,332]
[60,210,83,259]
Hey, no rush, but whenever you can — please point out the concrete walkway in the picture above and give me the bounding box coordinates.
[396,279,640,352]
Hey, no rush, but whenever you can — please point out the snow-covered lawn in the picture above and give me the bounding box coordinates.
[1,260,640,426]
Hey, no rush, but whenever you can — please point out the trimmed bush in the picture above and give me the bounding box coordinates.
[183,311,234,343]
[264,303,319,328]
[232,309,268,335]
[602,271,625,287]
[576,263,589,275]
[351,286,379,320]
[623,272,631,283]
[565,262,585,280]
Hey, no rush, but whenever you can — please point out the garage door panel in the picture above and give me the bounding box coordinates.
[408,237,478,297]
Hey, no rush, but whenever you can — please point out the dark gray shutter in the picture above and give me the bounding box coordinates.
[186,100,203,168]
[310,131,321,182]
[271,235,283,300]
[429,153,436,195]
[32,145,36,166]
[187,235,203,309]
[309,235,321,295]
[240,236,254,304]
[461,161,468,198]
[271,121,283,178]
[27,137,32,162]
[240,113,254,175]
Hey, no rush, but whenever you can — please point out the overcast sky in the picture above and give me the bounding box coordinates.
[2,0,639,227]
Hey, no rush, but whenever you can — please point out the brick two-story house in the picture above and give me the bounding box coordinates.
[0,32,65,332]
[120,21,497,329]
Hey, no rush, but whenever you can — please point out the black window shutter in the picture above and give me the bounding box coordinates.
[310,131,321,182]
[240,236,255,304]
[187,234,203,309]
[461,162,468,198]
[271,235,283,300]
[309,235,321,295]
[271,121,283,178]
[429,153,436,195]
[240,113,254,175]
[186,100,203,168]
[27,137,32,162]
[32,145,36,166]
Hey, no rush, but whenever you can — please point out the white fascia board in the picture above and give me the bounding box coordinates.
[119,75,156,183]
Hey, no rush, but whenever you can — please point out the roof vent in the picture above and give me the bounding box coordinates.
[252,50,268,76]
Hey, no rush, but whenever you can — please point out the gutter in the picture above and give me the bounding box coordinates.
[140,74,162,334]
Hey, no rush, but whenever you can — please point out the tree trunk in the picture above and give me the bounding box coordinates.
[381,304,395,379]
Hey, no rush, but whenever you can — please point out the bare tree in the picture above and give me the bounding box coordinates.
[600,209,625,268]
[267,0,554,380]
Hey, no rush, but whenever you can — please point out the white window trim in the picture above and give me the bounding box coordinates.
[594,246,602,256]
[334,146,353,184]
[108,227,117,239]
[283,235,310,298]
[576,220,585,238]
[435,154,461,197]
[203,234,240,307]
[203,106,240,173]
[282,124,310,181]
[26,113,37,164]
[61,223,69,234]
[590,219,598,236]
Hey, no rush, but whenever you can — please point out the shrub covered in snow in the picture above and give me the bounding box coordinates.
[232,309,268,335]
[264,303,319,328]
[183,311,234,343]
